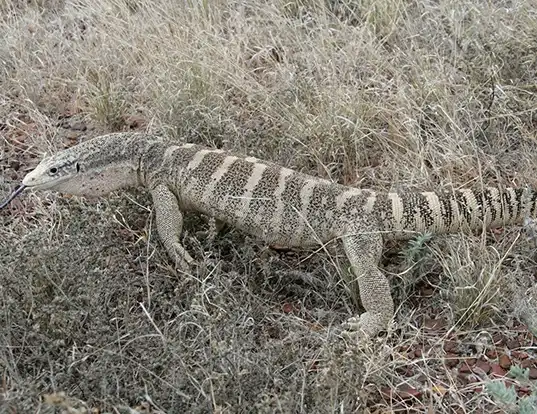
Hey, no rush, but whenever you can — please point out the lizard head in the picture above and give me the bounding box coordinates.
[22,133,143,197]
[1,133,145,209]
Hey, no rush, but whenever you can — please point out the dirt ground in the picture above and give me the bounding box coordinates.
[1,1,537,412]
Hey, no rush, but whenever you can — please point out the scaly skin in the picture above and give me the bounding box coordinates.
[3,132,537,339]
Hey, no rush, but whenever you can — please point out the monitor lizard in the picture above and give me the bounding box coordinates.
[2,132,536,340]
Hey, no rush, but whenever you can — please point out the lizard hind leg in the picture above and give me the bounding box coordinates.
[340,217,394,340]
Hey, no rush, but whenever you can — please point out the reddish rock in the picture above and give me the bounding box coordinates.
[474,360,491,374]
[485,349,498,359]
[499,354,512,369]
[529,367,537,379]
[511,350,529,360]
[282,303,294,313]
[459,363,472,373]
[491,364,507,378]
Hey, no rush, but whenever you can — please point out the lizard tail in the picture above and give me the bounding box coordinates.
[377,187,537,238]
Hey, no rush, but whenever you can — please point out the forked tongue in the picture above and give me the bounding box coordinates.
[0,184,26,209]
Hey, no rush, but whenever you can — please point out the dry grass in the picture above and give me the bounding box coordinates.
[1,0,537,412]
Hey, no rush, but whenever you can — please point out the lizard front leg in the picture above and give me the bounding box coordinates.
[150,184,194,271]
[340,217,394,340]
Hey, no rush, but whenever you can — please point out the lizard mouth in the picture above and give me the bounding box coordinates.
[21,166,74,191]
[0,184,26,209]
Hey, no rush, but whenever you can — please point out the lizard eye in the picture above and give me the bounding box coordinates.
[49,167,58,175]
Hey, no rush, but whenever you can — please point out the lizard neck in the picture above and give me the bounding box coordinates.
[138,138,171,189]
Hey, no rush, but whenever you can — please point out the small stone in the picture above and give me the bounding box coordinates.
[474,360,491,374]
[499,354,512,370]
[491,364,507,378]
[511,350,528,360]
[503,379,516,389]
[282,303,293,313]
[459,363,472,373]
[485,349,498,359]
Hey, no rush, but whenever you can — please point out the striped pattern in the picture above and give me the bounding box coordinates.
[11,131,537,340]
[16,132,537,245]
[159,142,537,246]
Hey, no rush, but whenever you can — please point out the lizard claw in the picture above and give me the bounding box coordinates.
[341,315,370,342]
[340,312,389,342]
[168,242,195,273]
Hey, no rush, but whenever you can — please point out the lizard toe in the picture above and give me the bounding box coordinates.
[169,242,195,272]
[341,312,388,341]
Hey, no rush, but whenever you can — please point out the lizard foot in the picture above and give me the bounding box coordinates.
[168,242,195,273]
[340,312,388,342]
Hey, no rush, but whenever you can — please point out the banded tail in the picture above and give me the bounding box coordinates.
[374,187,537,239]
